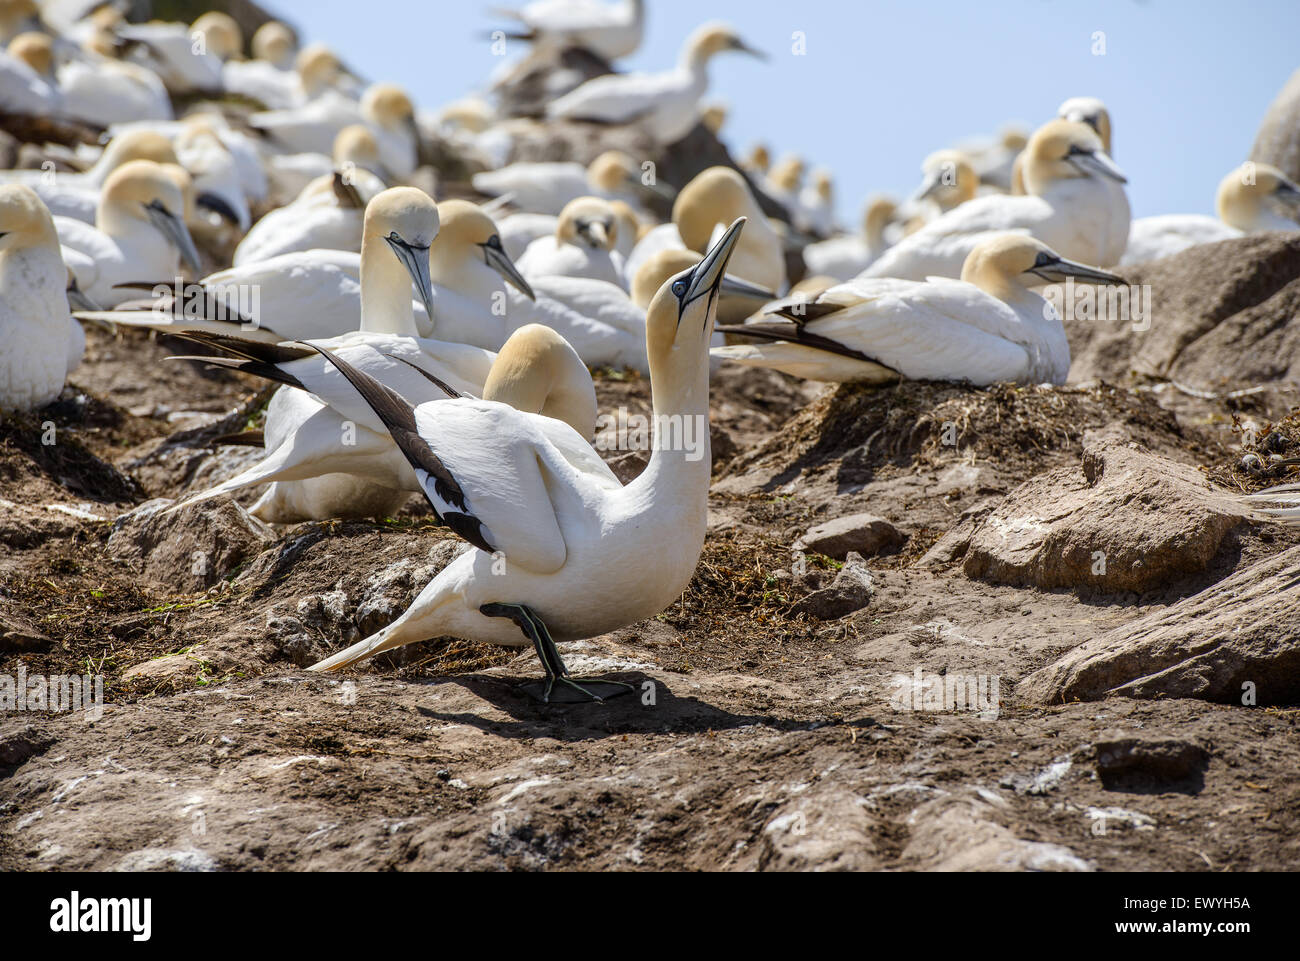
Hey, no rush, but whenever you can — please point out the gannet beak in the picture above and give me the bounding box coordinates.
[384,234,436,320]
[65,277,101,312]
[578,221,608,249]
[677,217,745,328]
[1028,254,1125,286]
[730,37,768,61]
[1273,177,1300,213]
[911,169,944,203]
[719,273,776,303]
[146,200,202,273]
[640,177,677,202]
[481,236,535,300]
[1068,148,1127,184]
[197,191,243,228]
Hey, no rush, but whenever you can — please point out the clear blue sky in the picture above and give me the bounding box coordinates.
[274,0,1300,222]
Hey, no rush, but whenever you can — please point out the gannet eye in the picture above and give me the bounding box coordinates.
[672,280,687,297]
[485,235,502,250]
[1033,251,1055,268]
[388,231,403,244]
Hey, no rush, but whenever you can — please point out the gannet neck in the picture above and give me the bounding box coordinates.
[863,197,896,250]
[482,324,597,438]
[8,32,52,76]
[674,166,761,254]
[359,228,420,336]
[358,186,440,336]
[0,184,62,297]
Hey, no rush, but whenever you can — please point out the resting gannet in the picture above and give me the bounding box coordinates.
[0,185,81,412]
[266,120,387,204]
[0,31,60,116]
[803,195,898,281]
[546,22,765,145]
[913,149,979,216]
[221,22,306,108]
[1122,162,1300,265]
[56,160,200,307]
[1011,100,1112,196]
[762,156,804,219]
[472,150,665,217]
[305,219,748,703]
[119,12,240,95]
[516,196,627,287]
[862,120,1130,281]
[713,235,1122,385]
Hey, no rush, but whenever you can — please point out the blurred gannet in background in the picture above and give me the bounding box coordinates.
[0,31,61,116]
[700,101,727,135]
[1,130,178,223]
[52,27,175,127]
[516,196,627,286]
[221,21,306,108]
[546,22,765,145]
[472,150,663,216]
[713,235,1122,385]
[802,195,897,281]
[913,149,979,216]
[862,120,1130,281]
[0,184,81,411]
[1011,99,1111,195]
[1122,162,1300,265]
[799,169,836,237]
[0,0,38,46]
[118,11,241,95]
[305,220,748,703]
[741,143,770,179]
[56,160,201,306]
[762,155,804,219]
[267,119,390,202]
[958,125,1029,193]
[174,121,251,231]
[490,0,645,88]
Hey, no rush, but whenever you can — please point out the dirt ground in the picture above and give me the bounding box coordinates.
[1,319,1298,872]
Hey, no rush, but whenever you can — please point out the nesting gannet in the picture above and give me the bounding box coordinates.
[252,21,297,69]
[546,22,765,145]
[56,31,174,127]
[913,149,979,215]
[1011,101,1113,196]
[862,120,1130,281]
[713,235,1122,385]
[0,185,81,412]
[266,120,390,207]
[56,160,201,307]
[0,31,60,116]
[516,196,627,287]
[803,195,898,281]
[305,219,748,702]
[741,143,771,179]
[1,129,178,224]
[959,126,1029,193]
[221,22,306,108]
[1122,162,1300,265]
[119,12,241,95]
[174,121,250,231]
[472,150,664,217]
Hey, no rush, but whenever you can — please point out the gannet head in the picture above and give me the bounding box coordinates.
[701,102,728,135]
[99,129,179,174]
[365,187,440,320]
[556,197,618,251]
[160,163,197,225]
[483,324,597,438]
[0,183,59,253]
[436,97,494,134]
[673,166,761,254]
[915,149,978,210]
[1001,126,1029,152]
[296,43,342,93]
[191,12,242,62]
[811,169,833,201]
[862,194,897,246]
[334,124,383,177]
[252,21,296,67]
[432,199,535,300]
[0,0,37,40]
[587,150,641,193]
[8,31,51,76]
[363,84,417,134]
[768,156,805,193]
[744,144,771,174]
[634,247,774,310]
[961,234,1124,302]
[647,218,745,368]
[684,22,767,65]
[1058,97,1112,155]
[608,200,641,245]
[100,160,201,272]
[1217,162,1300,229]
[1023,119,1126,195]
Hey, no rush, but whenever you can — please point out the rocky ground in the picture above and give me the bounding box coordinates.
[3,234,1300,871]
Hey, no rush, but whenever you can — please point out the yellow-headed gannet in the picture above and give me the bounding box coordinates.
[516,195,627,287]
[803,195,898,281]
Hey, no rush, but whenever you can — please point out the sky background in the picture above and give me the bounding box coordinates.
[275,0,1300,224]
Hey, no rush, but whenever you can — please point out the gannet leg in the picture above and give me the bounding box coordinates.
[480,603,634,704]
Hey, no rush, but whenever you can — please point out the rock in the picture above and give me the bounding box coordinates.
[0,727,53,767]
[121,649,210,687]
[759,788,879,871]
[353,540,470,638]
[107,497,275,593]
[794,512,905,559]
[901,791,1092,871]
[1017,544,1300,704]
[1094,738,1210,793]
[961,433,1247,593]
[790,553,874,620]
[0,607,51,653]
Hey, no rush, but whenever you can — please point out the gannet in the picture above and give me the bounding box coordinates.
[1122,162,1300,265]
[862,120,1130,281]
[1011,101,1111,196]
[960,125,1029,193]
[741,143,770,179]
[799,169,836,238]
[472,150,663,216]
[803,195,898,281]
[119,12,241,95]
[0,185,81,412]
[266,121,390,207]
[56,30,174,127]
[630,247,775,311]
[305,218,748,702]
[253,21,297,68]
[174,121,250,231]
[221,22,305,108]
[0,31,60,116]
[493,0,645,70]
[713,235,1122,385]
[913,149,979,215]
[56,159,201,307]
[546,22,765,145]
[1,129,178,224]
[762,155,805,219]
[516,196,627,287]
[0,0,37,46]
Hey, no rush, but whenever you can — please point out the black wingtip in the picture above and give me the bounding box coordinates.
[390,356,463,399]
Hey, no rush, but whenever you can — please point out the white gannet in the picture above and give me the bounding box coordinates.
[912,149,980,217]
[0,184,81,411]
[803,195,898,281]
[173,121,250,231]
[56,159,201,307]
[0,31,60,116]
[472,150,665,217]
[741,143,770,180]
[0,129,178,224]
[266,119,390,207]
[762,155,804,220]
[304,218,748,703]
[959,125,1029,193]
[798,169,836,238]
[253,20,297,69]
[119,11,241,95]
[546,22,766,145]
[516,196,627,287]
[221,21,304,108]
[1011,100,1112,196]
[492,0,645,87]
[862,120,1130,281]
[700,100,727,136]
[713,235,1123,385]
[1122,162,1300,265]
